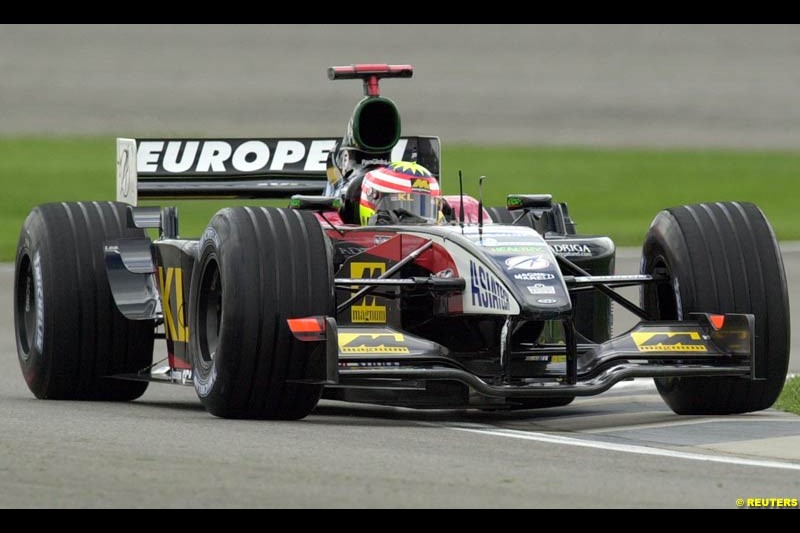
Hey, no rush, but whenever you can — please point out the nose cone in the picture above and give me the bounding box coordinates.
[466,226,573,319]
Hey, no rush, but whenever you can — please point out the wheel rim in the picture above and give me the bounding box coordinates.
[15,254,37,360]
[197,257,222,367]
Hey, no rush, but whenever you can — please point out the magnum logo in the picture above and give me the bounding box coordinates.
[339,333,409,354]
[631,331,708,352]
[351,262,387,324]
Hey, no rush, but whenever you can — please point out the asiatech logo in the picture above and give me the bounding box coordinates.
[469,261,510,311]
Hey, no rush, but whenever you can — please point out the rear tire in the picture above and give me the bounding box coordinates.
[641,202,790,415]
[14,202,154,401]
[189,207,334,420]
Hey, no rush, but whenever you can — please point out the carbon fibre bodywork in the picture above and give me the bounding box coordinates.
[104,206,755,410]
[102,63,759,412]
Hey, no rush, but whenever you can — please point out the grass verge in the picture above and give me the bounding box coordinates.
[1,138,799,261]
[775,376,800,415]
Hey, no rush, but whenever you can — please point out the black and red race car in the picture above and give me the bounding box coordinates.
[14,64,790,419]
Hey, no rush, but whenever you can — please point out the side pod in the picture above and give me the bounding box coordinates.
[104,238,161,320]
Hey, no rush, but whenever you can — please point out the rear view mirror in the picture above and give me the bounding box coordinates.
[507,194,553,211]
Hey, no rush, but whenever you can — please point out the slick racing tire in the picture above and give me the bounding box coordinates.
[641,202,790,415]
[190,207,335,420]
[14,202,154,401]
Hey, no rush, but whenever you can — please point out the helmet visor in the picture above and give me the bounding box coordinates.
[374,192,441,224]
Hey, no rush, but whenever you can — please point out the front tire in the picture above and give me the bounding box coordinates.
[641,202,790,415]
[189,207,335,420]
[14,202,154,401]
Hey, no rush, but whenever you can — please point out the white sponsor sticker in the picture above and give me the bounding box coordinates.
[202,227,220,250]
[116,138,138,205]
[33,252,44,352]
[550,243,592,257]
[514,272,555,281]
[195,363,217,398]
[527,284,556,295]
[133,138,432,176]
[505,255,550,270]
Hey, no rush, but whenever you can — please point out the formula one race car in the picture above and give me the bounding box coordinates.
[14,64,790,419]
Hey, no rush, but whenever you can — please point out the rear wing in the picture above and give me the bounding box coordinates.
[116,137,441,205]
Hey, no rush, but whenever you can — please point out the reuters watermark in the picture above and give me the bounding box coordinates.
[736,498,798,508]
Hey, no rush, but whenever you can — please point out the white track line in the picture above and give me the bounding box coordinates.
[449,425,800,472]
[581,415,799,435]
[607,378,656,392]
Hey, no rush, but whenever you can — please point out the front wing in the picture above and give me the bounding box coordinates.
[289,313,755,399]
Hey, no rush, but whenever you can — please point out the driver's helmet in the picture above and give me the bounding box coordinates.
[359,161,442,225]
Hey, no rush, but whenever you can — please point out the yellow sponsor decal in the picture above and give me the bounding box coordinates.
[411,178,430,190]
[391,161,429,176]
[339,333,409,354]
[351,262,387,324]
[631,331,708,352]
[158,267,189,343]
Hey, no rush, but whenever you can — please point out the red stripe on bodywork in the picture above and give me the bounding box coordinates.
[313,211,345,225]
[327,230,463,313]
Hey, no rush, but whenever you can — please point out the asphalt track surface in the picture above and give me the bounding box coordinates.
[2,24,800,147]
[1,252,799,508]
[2,25,800,507]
